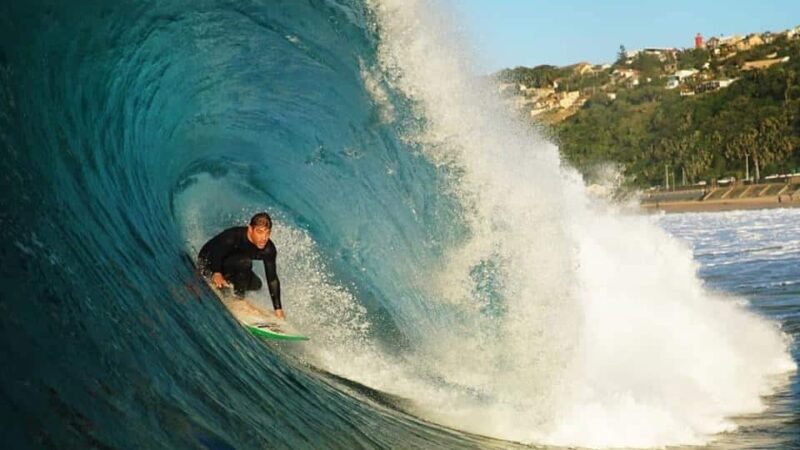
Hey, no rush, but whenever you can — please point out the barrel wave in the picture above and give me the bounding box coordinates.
[0,0,796,449]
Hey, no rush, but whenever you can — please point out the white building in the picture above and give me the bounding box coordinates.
[665,69,699,89]
[558,91,581,109]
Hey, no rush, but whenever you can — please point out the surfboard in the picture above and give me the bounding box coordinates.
[219,296,309,342]
[245,322,309,342]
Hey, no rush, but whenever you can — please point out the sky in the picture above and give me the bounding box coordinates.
[457,0,800,73]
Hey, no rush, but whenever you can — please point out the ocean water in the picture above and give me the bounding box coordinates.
[659,208,800,449]
[0,0,797,448]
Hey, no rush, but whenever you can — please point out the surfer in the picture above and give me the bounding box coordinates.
[198,212,284,319]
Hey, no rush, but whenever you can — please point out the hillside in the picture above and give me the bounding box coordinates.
[497,28,800,188]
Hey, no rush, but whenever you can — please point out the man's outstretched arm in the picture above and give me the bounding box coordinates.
[264,255,283,317]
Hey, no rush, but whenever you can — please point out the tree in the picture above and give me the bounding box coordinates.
[630,53,663,81]
[554,37,800,187]
[755,115,794,178]
[677,48,710,70]
[682,131,713,183]
[657,136,685,187]
[617,45,627,64]
[724,127,758,181]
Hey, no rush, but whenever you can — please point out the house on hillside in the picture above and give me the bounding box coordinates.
[706,37,721,50]
[526,87,556,99]
[646,47,679,61]
[665,69,698,89]
[613,68,639,79]
[624,49,642,59]
[720,35,744,47]
[496,83,516,94]
[736,34,764,51]
[557,91,581,109]
[572,62,594,75]
[613,68,640,88]
[706,34,742,51]
[629,47,679,62]
[742,56,790,71]
[666,78,679,89]
[695,80,718,94]
[706,35,743,56]
[695,78,737,94]
[530,94,560,117]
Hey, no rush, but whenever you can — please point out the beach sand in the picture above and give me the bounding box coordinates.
[642,194,800,213]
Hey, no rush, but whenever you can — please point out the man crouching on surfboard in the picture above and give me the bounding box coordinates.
[197,212,284,319]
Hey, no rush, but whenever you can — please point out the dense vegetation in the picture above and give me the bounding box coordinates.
[497,64,610,93]
[513,36,800,188]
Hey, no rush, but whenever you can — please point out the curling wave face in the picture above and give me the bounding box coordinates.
[0,0,494,448]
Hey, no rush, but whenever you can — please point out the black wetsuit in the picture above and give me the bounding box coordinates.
[197,227,281,310]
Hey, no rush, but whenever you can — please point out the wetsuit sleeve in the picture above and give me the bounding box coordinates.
[264,248,282,310]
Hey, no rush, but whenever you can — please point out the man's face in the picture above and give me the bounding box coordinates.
[247,225,271,249]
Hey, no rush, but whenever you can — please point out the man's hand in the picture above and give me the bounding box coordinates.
[211,272,231,289]
[274,309,285,319]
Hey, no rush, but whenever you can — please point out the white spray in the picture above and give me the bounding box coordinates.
[358,0,796,448]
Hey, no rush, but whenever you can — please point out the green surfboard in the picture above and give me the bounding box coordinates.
[246,322,309,342]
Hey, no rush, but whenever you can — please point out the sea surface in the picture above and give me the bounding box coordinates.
[659,208,800,449]
[1,0,798,448]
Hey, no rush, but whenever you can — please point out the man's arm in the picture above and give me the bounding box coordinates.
[263,248,282,316]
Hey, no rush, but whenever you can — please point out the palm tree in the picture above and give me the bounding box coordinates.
[683,131,712,184]
[724,127,758,181]
[756,115,794,178]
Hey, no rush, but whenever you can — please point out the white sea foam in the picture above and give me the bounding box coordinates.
[357,0,796,448]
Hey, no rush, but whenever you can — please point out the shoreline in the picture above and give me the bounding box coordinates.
[641,194,800,213]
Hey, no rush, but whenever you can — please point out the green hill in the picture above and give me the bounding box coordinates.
[500,31,800,188]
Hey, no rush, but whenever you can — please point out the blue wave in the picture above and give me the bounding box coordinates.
[0,1,496,448]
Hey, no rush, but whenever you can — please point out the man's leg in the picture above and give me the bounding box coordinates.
[222,253,262,297]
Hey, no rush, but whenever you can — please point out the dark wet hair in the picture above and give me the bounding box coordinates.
[250,212,273,229]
